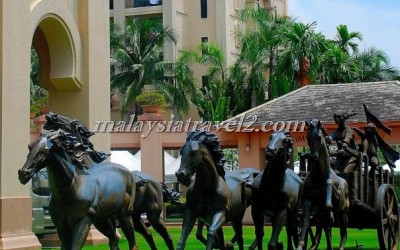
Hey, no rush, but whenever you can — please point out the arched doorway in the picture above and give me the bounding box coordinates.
[0,1,111,248]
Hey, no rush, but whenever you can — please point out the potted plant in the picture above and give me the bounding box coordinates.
[30,103,40,119]
[135,91,167,113]
[36,95,50,115]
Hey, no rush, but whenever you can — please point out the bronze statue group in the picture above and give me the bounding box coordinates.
[18,104,399,250]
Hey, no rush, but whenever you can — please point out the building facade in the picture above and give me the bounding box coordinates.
[109,0,287,120]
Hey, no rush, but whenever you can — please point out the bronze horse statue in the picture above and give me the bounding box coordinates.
[250,131,303,250]
[18,130,138,250]
[297,119,350,250]
[40,113,180,250]
[175,130,248,250]
[195,168,260,248]
[131,170,181,250]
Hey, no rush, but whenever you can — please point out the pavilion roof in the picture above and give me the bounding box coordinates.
[226,81,400,126]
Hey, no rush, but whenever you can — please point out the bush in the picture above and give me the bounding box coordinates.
[135,91,167,107]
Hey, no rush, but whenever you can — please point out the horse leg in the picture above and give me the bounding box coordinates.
[177,209,197,250]
[296,199,312,250]
[49,200,72,249]
[132,216,157,250]
[231,219,244,250]
[269,210,285,250]
[308,223,322,250]
[195,220,208,245]
[286,211,298,250]
[216,227,229,250]
[323,225,332,250]
[71,215,92,250]
[206,211,227,250]
[147,213,174,250]
[337,212,348,250]
[118,213,137,250]
[251,205,264,250]
[94,219,120,250]
[56,224,73,250]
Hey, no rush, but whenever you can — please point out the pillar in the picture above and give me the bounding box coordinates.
[139,113,165,181]
[0,0,41,248]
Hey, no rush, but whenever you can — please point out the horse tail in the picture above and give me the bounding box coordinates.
[159,182,182,205]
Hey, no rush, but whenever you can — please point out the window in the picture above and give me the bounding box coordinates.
[109,0,114,10]
[202,76,209,89]
[201,37,208,54]
[200,0,208,18]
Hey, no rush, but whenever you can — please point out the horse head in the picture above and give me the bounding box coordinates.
[18,132,54,184]
[306,119,328,161]
[176,130,226,186]
[18,129,84,185]
[265,131,293,160]
[176,137,203,186]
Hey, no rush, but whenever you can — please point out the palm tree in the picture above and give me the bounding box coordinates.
[354,47,400,82]
[229,35,268,111]
[277,21,328,89]
[191,42,232,122]
[319,43,357,84]
[235,7,293,102]
[110,19,176,119]
[156,50,198,120]
[333,24,363,54]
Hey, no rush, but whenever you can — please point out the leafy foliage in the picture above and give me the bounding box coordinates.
[110,19,176,118]
[135,91,167,107]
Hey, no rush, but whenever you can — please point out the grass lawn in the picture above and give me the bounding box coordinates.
[45,225,382,249]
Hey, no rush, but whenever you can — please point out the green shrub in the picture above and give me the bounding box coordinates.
[135,91,167,107]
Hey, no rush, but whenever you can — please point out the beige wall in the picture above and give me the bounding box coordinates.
[111,0,287,121]
[0,0,110,248]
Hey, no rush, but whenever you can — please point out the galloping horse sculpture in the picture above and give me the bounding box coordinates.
[175,130,248,250]
[38,112,179,250]
[131,170,181,250]
[195,168,260,248]
[297,119,349,250]
[251,131,303,250]
[18,130,138,250]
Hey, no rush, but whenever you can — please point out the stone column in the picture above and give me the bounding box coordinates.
[0,0,41,248]
[139,113,164,181]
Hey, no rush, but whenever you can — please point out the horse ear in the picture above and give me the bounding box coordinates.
[44,137,53,150]
[305,120,310,128]
[317,120,322,127]
[189,141,199,151]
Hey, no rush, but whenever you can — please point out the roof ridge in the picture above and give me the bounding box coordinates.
[225,85,310,122]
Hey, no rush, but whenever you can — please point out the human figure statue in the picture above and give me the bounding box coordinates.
[354,104,400,181]
[330,110,359,173]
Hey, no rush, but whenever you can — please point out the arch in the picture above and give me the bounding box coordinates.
[30,1,82,90]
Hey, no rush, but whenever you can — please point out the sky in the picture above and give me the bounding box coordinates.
[288,0,400,69]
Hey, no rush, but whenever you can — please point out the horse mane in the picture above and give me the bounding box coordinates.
[44,112,109,163]
[186,130,226,179]
[283,130,294,147]
[42,129,90,170]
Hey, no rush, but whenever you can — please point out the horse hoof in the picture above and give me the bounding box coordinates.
[225,242,234,250]
[276,242,284,250]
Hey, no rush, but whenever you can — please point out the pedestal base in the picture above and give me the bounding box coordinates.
[0,197,41,250]
[0,233,41,250]
[38,228,111,247]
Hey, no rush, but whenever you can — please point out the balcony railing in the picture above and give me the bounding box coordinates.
[126,0,162,8]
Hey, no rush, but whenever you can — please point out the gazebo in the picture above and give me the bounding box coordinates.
[223,81,400,169]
